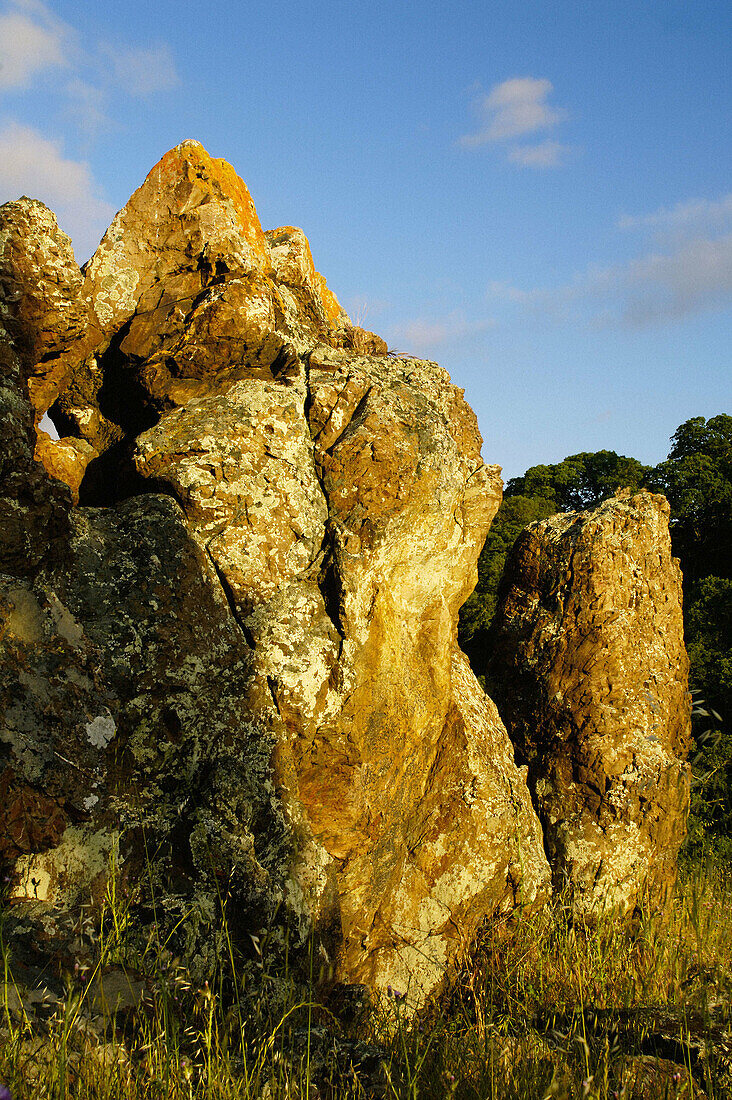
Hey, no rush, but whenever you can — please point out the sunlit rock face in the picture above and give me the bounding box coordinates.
[487,490,692,917]
[0,198,99,419]
[0,141,551,1009]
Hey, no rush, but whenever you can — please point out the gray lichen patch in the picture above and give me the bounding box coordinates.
[85,712,116,749]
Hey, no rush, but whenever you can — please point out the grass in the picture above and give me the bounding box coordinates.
[0,854,730,1099]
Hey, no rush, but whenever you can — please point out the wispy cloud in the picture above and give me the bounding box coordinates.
[460,77,571,168]
[0,0,183,255]
[620,232,732,325]
[0,0,71,89]
[487,215,732,328]
[508,140,570,168]
[0,122,115,257]
[105,44,180,96]
[345,296,391,328]
[64,78,110,138]
[387,311,495,354]
[618,193,732,235]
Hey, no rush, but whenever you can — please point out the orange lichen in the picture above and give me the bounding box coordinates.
[138,140,270,268]
[315,271,346,327]
[267,225,346,328]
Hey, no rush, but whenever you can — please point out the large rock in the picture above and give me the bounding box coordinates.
[0,320,70,577]
[0,495,304,985]
[0,198,98,415]
[51,141,386,476]
[487,491,691,915]
[0,141,550,1010]
[131,339,551,1001]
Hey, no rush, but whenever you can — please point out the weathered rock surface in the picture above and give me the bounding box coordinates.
[50,141,385,481]
[0,140,552,1010]
[0,329,70,577]
[0,199,97,412]
[0,138,695,1012]
[487,490,691,915]
[0,495,303,983]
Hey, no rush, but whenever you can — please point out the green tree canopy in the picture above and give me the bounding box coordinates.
[459,450,650,662]
[647,414,732,584]
[646,414,732,725]
[506,450,651,512]
[458,494,556,661]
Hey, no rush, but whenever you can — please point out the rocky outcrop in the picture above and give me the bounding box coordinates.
[48,141,386,486]
[0,198,99,418]
[0,495,299,985]
[0,324,69,578]
[0,141,552,1010]
[487,490,691,915]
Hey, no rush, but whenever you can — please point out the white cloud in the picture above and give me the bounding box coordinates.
[507,140,571,169]
[460,76,568,155]
[387,312,495,354]
[106,44,180,96]
[618,193,732,234]
[621,232,732,325]
[487,230,732,328]
[486,280,534,304]
[0,0,70,89]
[0,122,114,258]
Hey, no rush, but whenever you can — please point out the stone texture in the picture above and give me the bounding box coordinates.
[132,333,551,1002]
[0,198,98,415]
[34,432,96,505]
[0,198,102,505]
[487,490,692,915]
[0,495,306,983]
[51,140,386,471]
[0,324,70,578]
[0,139,690,1015]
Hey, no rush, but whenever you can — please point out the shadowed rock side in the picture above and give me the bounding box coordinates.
[0,315,70,578]
[487,491,692,916]
[0,141,551,1010]
[0,498,297,983]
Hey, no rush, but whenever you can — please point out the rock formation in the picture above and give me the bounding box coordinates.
[0,141,552,1010]
[0,140,693,1010]
[487,491,691,915]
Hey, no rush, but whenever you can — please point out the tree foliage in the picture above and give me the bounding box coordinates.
[458,450,650,662]
[458,494,556,663]
[506,449,651,512]
[647,414,732,584]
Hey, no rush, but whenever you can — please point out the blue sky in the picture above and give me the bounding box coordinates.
[1,0,730,478]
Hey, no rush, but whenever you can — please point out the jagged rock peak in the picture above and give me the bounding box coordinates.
[84,140,272,332]
[23,140,389,498]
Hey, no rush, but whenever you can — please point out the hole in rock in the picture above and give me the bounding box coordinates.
[78,442,182,508]
[96,323,161,438]
[47,400,79,439]
[78,322,167,506]
[38,411,60,440]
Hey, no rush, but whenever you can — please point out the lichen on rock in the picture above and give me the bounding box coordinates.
[487,490,692,915]
[0,140,690,1014]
